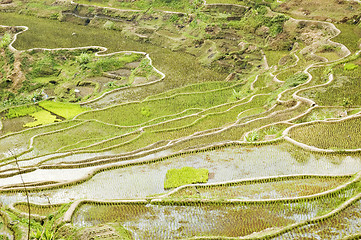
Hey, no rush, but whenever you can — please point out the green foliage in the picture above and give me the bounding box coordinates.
[266,14,289,37]
[140,107,151,117]
[285,72,308,87]
[164,167,209,189]
[23,110,59,127]
[103,21,115,30]
[5,105,41,119]
[31,56,57,78]
[88,54,141,76]
[76,53,92,65]
[245,130,259,142]
[0,33,11,48]
[39,101,90,119]
[344,63,358,71]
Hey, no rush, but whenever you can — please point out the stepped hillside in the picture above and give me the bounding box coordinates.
[1,0,361,239]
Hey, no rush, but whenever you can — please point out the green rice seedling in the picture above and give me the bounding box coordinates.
[77,84,244,126]
[289,116,361,149]
[5,105,41,119]
[39,101,91,119]
[23,110,60,128]
[245,131,260,142]
[164,166,209,189]
[0,32,11,49]
[0,120,80,159]
[31,120,125,154]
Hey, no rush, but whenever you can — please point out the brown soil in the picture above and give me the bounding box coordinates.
[9,52,26,91]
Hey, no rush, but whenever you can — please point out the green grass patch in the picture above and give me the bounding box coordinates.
[5,105,41,119]
[164,166,209,189]
[39,101,90,119]
[344,63,358,71]
[23,110,59,128]
[334,23,361,53]
[290,116,361,150]
[285,72,308,87]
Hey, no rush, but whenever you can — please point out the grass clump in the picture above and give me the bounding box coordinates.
[23,110,59,127]
[39,101,90,119]
[5,105,41,119]
[164,167,209,189]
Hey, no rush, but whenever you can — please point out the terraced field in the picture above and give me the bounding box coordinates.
[1,0,361,239]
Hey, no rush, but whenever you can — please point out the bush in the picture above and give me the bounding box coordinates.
[76,53,92,65]
[103,21,115,30]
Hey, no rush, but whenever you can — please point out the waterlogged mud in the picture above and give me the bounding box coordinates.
[273,198,361,239]
[72,203,298,239]
[171,177,351,200]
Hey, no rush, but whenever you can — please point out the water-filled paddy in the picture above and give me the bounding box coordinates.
[273,197,361,239]
[72,203,301,239]
[3,143,360,204]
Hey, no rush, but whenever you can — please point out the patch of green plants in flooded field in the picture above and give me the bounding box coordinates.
[13,203,61,216]
[168,176,351,200]
[164,166,209,189]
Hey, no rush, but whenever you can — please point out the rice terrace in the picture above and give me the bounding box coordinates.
[1,0,361,238]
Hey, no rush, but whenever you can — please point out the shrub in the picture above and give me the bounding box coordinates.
[76,53,92,65]
[103,21,115,30]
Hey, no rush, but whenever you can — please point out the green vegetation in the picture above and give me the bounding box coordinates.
[290,116,361,149]
[285,72,308,88]
[164,166,209,189]
[0,33,11,49]
[0,0,360,239]
[39,101,90,119]
[5,105,41,119]
[344,63,358,71]
[23,110,59,127]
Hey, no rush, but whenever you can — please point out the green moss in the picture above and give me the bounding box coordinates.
[164,167,209,189]
[39,101,90,119]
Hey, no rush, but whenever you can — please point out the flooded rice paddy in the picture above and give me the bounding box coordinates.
[2,143,360,205]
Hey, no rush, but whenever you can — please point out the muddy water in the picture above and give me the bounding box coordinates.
[0,116,34,135]
[3,143,358,205]
[72,203,299,239]
[172,177,351,200]
[273,198,361,239]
